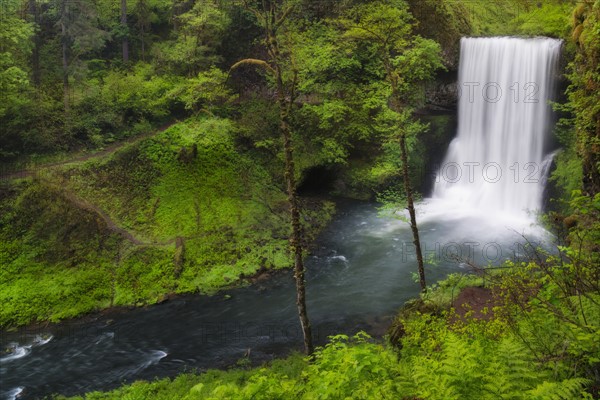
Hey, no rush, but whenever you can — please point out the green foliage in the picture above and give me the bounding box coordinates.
[0,116,335,327]
[339,0,444,101]
[410,0,574,50]
[0,181,119,326]
[67,117,295,291]
[59,193,600,398]
[153,1,231,76]
[97,63,176,120]
[2,2,596,396]
[172,66,236,114]
[0,1,35,156]
[49,0,111,71]
[513,2,573,38]
[550,146,584,209]
[568,1,600,196]
[66,323,594,399]
[406,0,471,66]
[0,7,33,118]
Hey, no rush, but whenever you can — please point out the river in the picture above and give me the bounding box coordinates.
[0,199,552,400]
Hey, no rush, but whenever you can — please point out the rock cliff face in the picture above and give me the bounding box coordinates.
[424,80,458,111]
[421,70,459,112]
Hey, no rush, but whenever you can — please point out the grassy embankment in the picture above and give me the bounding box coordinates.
[0,116,335,328]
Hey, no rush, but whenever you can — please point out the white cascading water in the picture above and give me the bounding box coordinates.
[430,37,561,223]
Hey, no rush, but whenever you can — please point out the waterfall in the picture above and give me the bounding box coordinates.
[431,37,561,221]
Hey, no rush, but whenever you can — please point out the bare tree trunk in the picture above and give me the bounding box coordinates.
[121,0,129,63]
[400,133,426,292]
[386,52,426,293]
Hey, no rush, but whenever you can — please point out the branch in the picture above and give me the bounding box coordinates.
[275,5,294,32]
[230,58,275,75]
[343,23,387,44]
[242,0,265,24]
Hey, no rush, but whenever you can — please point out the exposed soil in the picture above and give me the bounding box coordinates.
[361,314,394,337]
[0,121,175,181]
[60,188,145,245]
[451,286,499,322]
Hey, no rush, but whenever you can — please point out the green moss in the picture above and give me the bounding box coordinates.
[412,0,574,45]
[0,181,120,327]
[513,2,573,38]
[550,146,584,211]
[0,116,335,328]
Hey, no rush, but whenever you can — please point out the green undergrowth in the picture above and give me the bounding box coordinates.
[456,0,573,38]
[0,181,120,326]
[0,117,335,328]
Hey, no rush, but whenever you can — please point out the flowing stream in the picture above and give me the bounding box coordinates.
[1,37,561,400]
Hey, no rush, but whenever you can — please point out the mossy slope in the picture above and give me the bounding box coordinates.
[0,117,334,328]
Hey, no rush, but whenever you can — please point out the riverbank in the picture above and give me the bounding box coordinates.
[53,251,599,400]
[0,199,447,399]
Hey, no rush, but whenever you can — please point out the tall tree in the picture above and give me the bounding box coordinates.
[121,0,129,63]
[155,0,230,76]
[28,0,41,86]
[133,0,151,61]
[54,0,108,111]
[232,0,314,355]
[339,0,443,292]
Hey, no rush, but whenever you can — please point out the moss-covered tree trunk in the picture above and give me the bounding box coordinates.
[270,29,314,357]
[234,0,314,355]
[276,69,314,355]
[386,53,427,293]
[400,133,426,292]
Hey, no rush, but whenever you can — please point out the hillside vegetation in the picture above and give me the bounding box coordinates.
[1,0,599,398]
[0,117,334,327]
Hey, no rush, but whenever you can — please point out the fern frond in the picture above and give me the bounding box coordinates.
[527,377,590,400]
